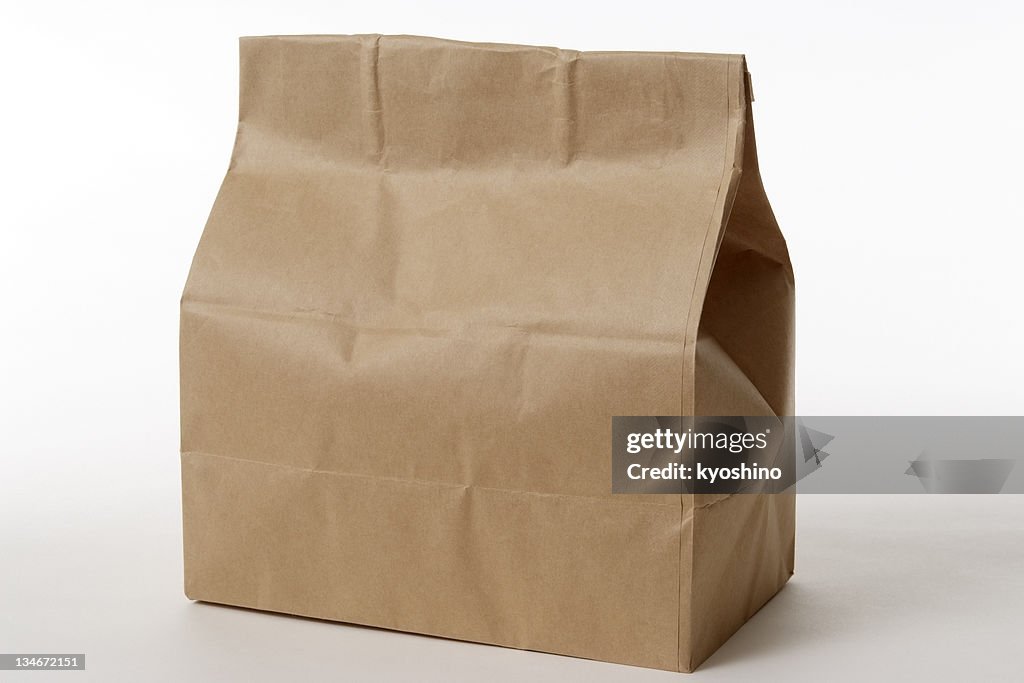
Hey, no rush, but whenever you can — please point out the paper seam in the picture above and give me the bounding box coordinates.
[181,449,729,511]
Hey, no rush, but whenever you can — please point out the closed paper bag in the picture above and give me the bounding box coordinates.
[181,35,795,672]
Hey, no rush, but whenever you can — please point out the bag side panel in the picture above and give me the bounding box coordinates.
[686,78,797,670]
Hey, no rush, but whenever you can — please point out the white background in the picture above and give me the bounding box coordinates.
[2,1,1023,681]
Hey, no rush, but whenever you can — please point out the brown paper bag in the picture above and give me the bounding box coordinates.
[180,34,795,672]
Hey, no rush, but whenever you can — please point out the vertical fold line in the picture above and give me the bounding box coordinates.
[361,34,385,166]
[679,56,746,672]
[358,35,395,304]
[554,50,580,166]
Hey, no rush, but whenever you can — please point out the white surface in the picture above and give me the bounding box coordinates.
[3,1,1024,680]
